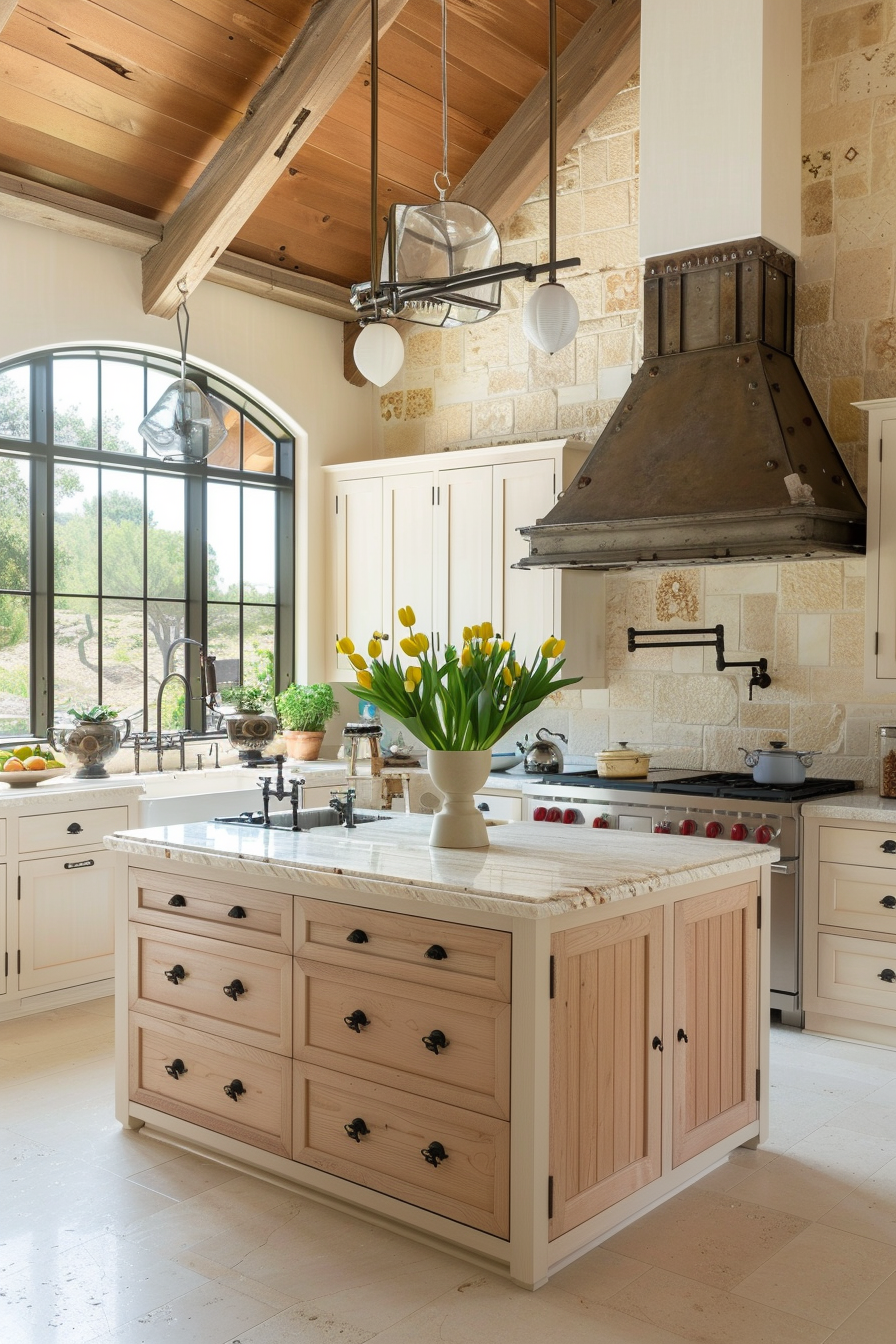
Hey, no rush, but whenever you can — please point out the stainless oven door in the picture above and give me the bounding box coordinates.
[770,859,800,1021]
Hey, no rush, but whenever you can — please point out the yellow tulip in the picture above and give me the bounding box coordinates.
[472,624,481,638]
[502,666,513,686]
[372,630,385,640]
[481,620,494,639]
[398,605,416,628]
[400,636,418,657]
[513,661,522,678]
[552,639,566,657]
[541,636,558,658]
[416,633,430,653]
[500,640,511,653]
[461,644,473,668]
[356,669,372,690]
[336,636,355,655]
[482,639,493,656]
[348,652,368,670]
[368,638,382,658]
[462,626,473,642]
[406,665,422,685]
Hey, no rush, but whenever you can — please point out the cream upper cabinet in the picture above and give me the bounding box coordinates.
[859,398,896,692]
[0,865,5,997]
[325,440,606,685]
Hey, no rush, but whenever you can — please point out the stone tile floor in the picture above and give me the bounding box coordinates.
[3,1004,896,1342]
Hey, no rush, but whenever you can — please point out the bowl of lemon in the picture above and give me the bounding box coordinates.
[0,745,69,787]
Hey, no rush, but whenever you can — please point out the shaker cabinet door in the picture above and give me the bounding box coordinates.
[672,883,759,1167]
[491,458,555,655]
[549,906,664,1239]
[0,864,6,996]
[435,464,493,648]
[382,471,436,648]
[18,849,116,991]
[330,475,384,676]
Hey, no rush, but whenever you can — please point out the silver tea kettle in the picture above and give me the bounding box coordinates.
[518,728,568,774]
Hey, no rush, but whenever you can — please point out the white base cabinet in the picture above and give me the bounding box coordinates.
[18,849,117,992]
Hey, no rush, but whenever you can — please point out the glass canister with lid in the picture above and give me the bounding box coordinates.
[880,727,896,797]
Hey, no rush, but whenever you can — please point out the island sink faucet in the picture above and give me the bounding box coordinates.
[258,756,305,830]
[330,787,356,829]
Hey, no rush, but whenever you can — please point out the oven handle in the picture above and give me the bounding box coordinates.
[770,862,797,875]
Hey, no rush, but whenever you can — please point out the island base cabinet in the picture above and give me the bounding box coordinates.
[294,1062,510,1239]
[18,849,116,992]
[129,1013,292,1158]
[673,884,758,1168]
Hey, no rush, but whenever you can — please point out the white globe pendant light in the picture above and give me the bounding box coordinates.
[523,281,579,355]
[353,322,405,386]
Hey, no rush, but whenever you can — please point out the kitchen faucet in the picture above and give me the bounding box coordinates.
[154,637,218,771]
[330,787,356,829]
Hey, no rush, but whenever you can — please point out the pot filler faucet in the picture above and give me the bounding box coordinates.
[154,638,219,770]
[627,625,772,701]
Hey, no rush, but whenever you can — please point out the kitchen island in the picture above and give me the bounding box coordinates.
[107,815,774,1289]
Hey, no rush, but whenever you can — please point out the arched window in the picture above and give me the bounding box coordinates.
[0,347,294,740]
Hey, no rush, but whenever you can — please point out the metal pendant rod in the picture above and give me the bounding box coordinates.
[370,0,379,309]
[351,254,581,317]
[549,0,558,283]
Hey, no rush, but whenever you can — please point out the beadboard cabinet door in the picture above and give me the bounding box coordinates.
[549,906,664,1239]
[18,849,116,991]
[672,883,758,1167]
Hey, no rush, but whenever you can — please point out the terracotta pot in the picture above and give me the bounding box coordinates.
[427,749,492,849]
[284,729,326,761]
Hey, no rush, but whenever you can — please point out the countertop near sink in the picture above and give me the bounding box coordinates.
[105,814,777,918]
[802,790,896,822]
[0,778,144,810]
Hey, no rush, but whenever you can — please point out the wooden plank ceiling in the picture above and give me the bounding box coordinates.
[0,0,606,292]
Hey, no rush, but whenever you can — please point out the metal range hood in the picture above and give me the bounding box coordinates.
[516,0,866,573]
[517,238,866,572]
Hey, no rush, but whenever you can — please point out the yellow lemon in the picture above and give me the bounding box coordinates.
[368,638,382,658]
[13,745,33,761]
[348,652,368,670]
[356,669,373,690]
[336,636,355,655]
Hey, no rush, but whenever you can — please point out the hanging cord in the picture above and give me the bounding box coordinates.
[434,0,450,200]
[176,279,189,379]
[548,0,557,283]
[369,0,380,316]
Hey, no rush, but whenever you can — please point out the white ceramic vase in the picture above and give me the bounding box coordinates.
[427,749,492,849]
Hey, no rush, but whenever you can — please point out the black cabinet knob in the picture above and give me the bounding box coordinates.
[227,906,247,919]
[223,979,246,1000]
[882,841,896,854]
[424,945,448,961]
[344,1009,369,1033]
[168,894,186,908]
[879,968,896,984]
[164,964,186,985]
[421,1141,448,1168]
[881,896,896,910]
[344,1117,369,1142]
[67,822,83,835]
[346,929,369,944]
[422,1029,449,1055]
[223,1079,245,1101]
[652,1036,663,1052]
[677,1028,688,1042]
[477,802,490,812]
[165,1058,187,1079]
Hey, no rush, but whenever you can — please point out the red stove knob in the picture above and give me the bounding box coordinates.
[654,823,671,834]
[562,808,578,825]
[755,825,773,845]
[731,823,749,842]
[593,816,610,829]
[679,819,697,836]
[533,806,547,822]
[546,807,563,823]
[705,820,723,838]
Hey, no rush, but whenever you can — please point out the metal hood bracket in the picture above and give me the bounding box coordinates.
[517,239,866,571]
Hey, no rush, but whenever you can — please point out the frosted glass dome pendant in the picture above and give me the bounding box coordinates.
[139,288,227,462]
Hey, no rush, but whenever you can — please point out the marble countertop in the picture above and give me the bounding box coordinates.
[802,791,896,823]
[0,777,144,810]
[105,814,776,918]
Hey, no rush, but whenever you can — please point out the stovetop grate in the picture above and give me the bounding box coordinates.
[535,770,858,804]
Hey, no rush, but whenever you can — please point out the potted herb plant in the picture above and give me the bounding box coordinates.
[219,683,279,761]
[275,683,339,761]
[49,704,132,778]
[336,606,579,848]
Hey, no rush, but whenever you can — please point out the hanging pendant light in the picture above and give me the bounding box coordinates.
[524,0,579,355]
[139,284,228,461]
[354,321,405,385]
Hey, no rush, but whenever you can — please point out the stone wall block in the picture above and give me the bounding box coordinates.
[472,399,514,439]
[589,87,640,138]
[739,701,793,732]
[609,671,656,711]
[831,610,866,665]
[513,390,556,434]
[464,315,510,370]
[576,334,599,385]
[804,178,835,235]
[791,702,847,751]
[581,140,609,188]
[528,343,576,391]
[829,375,866,438]
[835,246,895,319]
[837,40,896,102]
[742,594,778,654]
[797,281,833,325]
[811,5,886,64]
[653,674,739,726]
[780,560,844,611]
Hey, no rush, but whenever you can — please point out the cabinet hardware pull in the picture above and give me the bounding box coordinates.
[64,859,94,870]
[652,1036,663,1051]
[344,1117,369,1142]
[424,944,448,961]
[227,906,247,919]
[882,841,896,854]
[344,1009,368,1033]
[168,894,186,907]
[165,1058,187,1080]
[346,929,368,944]
[223,1079,245,1101]
[66,822,83,835]
[879,969,896,983]
[477,802,489,812]
[422,1029,449,1055]
[421,1141,448,1168]
[223,979,245,1000]
[882,896,896,909]
[164,964,186,985]
[677,1028,688,1042]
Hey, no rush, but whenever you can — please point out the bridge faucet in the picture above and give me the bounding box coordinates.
[330,787,356,829]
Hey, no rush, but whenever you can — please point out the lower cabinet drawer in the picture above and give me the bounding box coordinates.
[294,1063,509,1239]
[819,825,896,872]
[819,862,896,936]
[818,932,896,1019]
[129,1013,291,1158]
[130,867,291,952]
[295,959,510,1119]
[19,805,129,854]
[130,924,292,1054]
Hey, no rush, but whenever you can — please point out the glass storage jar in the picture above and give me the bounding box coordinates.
[880,727,896,797]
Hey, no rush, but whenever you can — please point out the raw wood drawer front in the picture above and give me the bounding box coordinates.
[130,868,291,952]
[129,1012,291,1158]
[819,862,896,937]
[819,825,896,871]
[818,932,896,1019]
[295,960,510,1119]
[18,806,129,854]
[130,924,291,1054]
[295,896,511,1002]
[294,1062,509,1239]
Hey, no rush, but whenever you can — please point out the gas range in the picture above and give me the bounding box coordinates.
[530,770,857,805]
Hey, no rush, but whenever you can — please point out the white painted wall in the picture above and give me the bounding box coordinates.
[0,216,377,684]
[639,0,801,257]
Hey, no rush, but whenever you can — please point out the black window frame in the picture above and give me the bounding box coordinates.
[0,346,294,742]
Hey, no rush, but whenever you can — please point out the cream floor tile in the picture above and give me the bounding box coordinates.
[122,1174,306,1261]
[81,1279,280,1344]
[128,1152,240,1200]
[606,1266,831,1344]
[815,1037,896,1072]
[824,1268,896,1343]
[764,1061,882,1102]
[762,1082,852,1153]
[729,1126,896,1220]
[864,1075,896,1108]
[824,1101,896,1141]
[733,1222,896,1327]
[300,1252,484,1334]
[603,1187,809,1291]
[549,1246,650,1305]
[0,1124,50,1171]
[819,1160,896,1245]
[229,1302,377,1343]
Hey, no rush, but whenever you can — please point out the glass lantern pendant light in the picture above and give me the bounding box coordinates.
[523,0,580,355]
[139,283,228,461]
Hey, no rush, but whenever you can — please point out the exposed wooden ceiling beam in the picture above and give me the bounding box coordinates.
[0,171,354,321]
[0,2,17,36]
[141,0,410,321]
[451,0,640,224]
